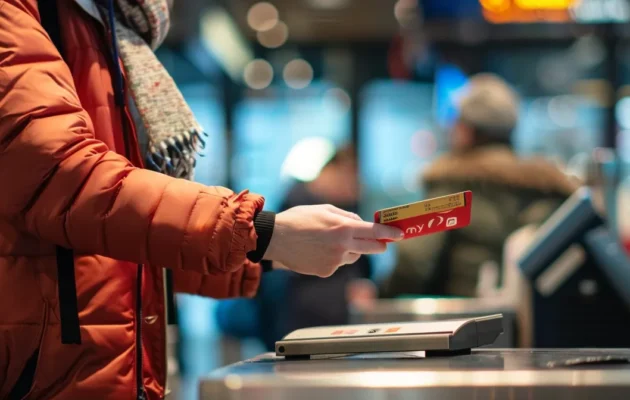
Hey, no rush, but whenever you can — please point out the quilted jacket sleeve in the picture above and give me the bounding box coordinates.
[172,260,261,299]
[0,0,264,277]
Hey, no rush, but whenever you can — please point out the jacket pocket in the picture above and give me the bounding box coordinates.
[7,304,49,400]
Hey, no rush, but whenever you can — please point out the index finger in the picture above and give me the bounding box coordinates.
[349,220,404,241]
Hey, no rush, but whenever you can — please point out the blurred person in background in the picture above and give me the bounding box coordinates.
[0,2,402,399]
[350,73,579,302]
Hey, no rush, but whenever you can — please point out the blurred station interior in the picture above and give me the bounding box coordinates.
[156,0,630,397]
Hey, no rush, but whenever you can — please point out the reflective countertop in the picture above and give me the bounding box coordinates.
[199,349,630,400]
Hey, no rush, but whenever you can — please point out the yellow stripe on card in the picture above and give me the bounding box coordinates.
[379,192,466,223]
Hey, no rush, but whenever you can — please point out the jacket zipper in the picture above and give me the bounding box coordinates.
[136,264,146,400]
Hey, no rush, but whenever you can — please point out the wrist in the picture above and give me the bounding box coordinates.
[263,211,287,262]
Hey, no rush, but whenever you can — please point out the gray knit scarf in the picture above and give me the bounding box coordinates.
[93,0,205,179]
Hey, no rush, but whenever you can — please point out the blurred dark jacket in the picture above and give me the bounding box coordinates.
[380,145,580,298]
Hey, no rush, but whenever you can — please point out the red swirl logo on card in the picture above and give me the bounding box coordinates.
[374,191,473,241]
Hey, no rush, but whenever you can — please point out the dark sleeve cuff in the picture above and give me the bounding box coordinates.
[260,260,273,273]
[247,211,276,263]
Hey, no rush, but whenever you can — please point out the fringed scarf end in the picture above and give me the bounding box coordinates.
[145,128,205,179]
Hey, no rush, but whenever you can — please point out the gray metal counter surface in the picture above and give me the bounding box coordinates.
[199,349,630,400]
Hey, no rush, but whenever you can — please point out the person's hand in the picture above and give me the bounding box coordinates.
[264,205,403,277]
[346,278,378,307]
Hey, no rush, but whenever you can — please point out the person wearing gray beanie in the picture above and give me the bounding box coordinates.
[368,73,580,299]
[450,73,520,152]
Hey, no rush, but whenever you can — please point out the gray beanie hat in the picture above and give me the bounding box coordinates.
[457,73,520,140]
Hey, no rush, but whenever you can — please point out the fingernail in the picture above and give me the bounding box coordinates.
[386,228,404,241]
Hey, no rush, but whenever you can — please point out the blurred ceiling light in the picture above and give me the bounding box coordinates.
[616,97,630,130]
[281,137,336,181]
[283,59,314,89]
[325,88,351,113]
[257,21,289,48]
[247,2,279,32]
[306,0,351,10]
[394,0,418,26]
[243,59,274,90]
[201,8,253,82]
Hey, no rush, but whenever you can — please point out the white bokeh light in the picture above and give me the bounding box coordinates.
[281,137,336,181]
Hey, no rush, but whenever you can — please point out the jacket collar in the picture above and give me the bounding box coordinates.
[423,145,580,196]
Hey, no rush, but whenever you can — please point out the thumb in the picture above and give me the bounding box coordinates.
[374,223,405,241]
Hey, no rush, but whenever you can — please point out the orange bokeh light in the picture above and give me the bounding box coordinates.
[480,0,511,13]
[480,0,579,23]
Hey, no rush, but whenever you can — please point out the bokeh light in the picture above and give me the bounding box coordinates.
[479,0,510,13]
[243,59,274,90]
[325,88,352,113]
[257,21,289,48]
[283,59,314,89]
[247,2,279,32]
[281,137,336,181]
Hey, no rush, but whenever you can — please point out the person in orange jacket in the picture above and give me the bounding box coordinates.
[0,1,402,399]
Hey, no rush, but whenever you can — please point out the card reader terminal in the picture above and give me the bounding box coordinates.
[275,314,503,358]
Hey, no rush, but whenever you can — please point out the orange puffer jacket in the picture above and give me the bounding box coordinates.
[0,1,263,399]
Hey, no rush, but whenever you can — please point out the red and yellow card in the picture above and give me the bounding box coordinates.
[374,191,473,241]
